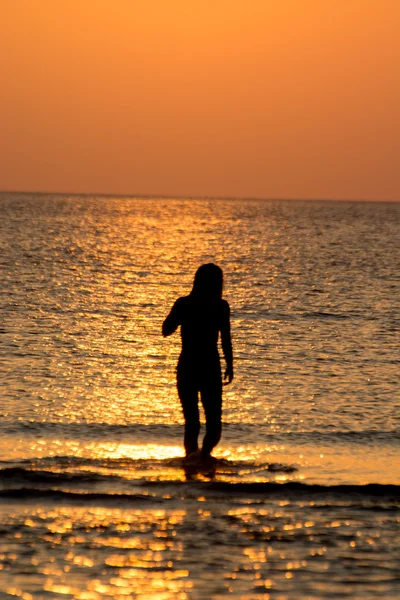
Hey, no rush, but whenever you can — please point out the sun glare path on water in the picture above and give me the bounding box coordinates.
[1,196,399,599]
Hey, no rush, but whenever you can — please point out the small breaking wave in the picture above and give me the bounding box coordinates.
[0,487,160,503]
[2,421,399,445]
[0,457,296,486]
[302,311,351,320]
[0,481,398,503]
[207,481,400,497]
[0,460,398,503]
[0,466,118,484]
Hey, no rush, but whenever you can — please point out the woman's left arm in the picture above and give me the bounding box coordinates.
[221,301,233,384]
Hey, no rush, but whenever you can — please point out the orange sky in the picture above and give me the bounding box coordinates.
[1,0,399,200]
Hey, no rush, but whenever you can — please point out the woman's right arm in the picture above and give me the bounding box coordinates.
[162,299,182,337]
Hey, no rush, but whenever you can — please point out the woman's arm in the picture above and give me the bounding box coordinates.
[221,301,233,384]
[162,299,181,337]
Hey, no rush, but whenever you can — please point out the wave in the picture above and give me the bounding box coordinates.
[207,481,400,497]
[0,421,183,437]
[1,421,399,443]
[302,311,351,320]
[0,461,399,503]
[0,458,296,483]
[0,455,296,468]
[0,481,398,502]
[0,488,160,503]
[0,466,119,484]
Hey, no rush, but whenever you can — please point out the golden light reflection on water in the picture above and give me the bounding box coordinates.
[2,196,400,599]
[3,438,183,463]
[4,432,399,486]
[42,506,190,600]
[84,442,184,462]
[1,498,399,599]
[2,201,399,419]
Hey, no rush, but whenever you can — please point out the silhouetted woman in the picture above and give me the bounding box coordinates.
[162,264,233,461]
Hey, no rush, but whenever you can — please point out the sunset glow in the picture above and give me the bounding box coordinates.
[1,0,399,200]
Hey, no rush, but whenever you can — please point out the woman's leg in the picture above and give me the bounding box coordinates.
[177,376,200,456]
[200,383,222,459]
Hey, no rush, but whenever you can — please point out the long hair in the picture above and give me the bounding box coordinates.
[190,263,223,301]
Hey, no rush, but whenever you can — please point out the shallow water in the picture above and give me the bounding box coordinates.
[0,193,399,598]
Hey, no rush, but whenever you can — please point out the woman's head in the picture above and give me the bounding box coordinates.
[191,263,223,301]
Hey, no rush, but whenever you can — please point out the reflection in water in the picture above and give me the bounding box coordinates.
[1,498,398,599]
[2,197,399,438]
[3,435,399,486]
[1,195,400,598]
[182,460,217,482]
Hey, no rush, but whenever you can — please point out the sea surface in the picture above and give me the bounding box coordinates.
[0,192,399,599]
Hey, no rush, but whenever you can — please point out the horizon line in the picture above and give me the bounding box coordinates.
[0,188,399,203]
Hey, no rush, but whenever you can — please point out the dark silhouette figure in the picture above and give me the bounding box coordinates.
[162,264,233,461]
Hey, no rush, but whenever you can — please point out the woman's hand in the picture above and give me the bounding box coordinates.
[224,366,234,385]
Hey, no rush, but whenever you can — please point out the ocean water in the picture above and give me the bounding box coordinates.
[0,192,399,599]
